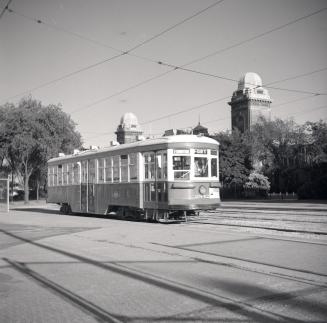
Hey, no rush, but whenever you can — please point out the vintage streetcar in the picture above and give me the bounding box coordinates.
[47,134,221,222]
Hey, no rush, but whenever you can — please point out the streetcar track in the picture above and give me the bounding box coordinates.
[1,230,304,323]
[219,205,327,213]
[198,214,327,224]
[152,242,327,278]
[182,220,327,236]
[211,208,327,217]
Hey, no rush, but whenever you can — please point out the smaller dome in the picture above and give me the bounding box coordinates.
[119,112,140,130]
[238,72,262,90]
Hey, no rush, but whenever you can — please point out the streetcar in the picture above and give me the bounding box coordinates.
[47,134,221,221]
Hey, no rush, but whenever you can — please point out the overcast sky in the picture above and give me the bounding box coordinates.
[1,0,326,147]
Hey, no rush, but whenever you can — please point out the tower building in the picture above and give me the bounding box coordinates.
[115,112,143,144]
[229,72,272,133]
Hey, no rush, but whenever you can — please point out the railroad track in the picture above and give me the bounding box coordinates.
[181,212,327,236]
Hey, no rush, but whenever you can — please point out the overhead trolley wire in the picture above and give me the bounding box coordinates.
[65,6,327,115]
[70,68,174,114]
[2,0,225,102]
[3,52,128,102]
[83,95,231,141]
[0,0,11,19]
[180,7,327,67]
[3,5,326,104]
[140,95,230,125]
[266,67,327,85]
[157,62,327,96]
[273,94,321,109]
[3,2,327,136]
[126,0,225,52]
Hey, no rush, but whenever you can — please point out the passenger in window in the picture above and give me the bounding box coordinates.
[194,157,208,177]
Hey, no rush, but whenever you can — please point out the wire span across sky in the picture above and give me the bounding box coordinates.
[1,0,326,147]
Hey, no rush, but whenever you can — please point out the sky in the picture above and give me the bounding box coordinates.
[0,0,326,148]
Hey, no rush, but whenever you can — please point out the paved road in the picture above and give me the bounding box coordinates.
[0,202,326,322]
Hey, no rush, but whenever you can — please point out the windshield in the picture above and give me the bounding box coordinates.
[194,157,208,177]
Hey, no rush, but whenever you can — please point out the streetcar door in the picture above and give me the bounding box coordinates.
[143,151,167,209]
[155,151,168,207]
[87,159,96,213]
[81,160,88,212]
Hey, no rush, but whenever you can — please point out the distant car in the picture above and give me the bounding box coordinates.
[11,189,24,200]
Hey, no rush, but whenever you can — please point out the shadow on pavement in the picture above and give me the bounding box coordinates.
[0,228,310,323]
[10,208,60,215]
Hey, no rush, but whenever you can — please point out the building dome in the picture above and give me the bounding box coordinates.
[238,72,262,90]
[119,112,140,130]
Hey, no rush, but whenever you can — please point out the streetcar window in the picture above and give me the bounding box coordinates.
[194,157,208,177]
[53,167,57,186]
[105,157,112,182]
[58,165,63,185]
[68,163,73,184]
[66,164,70,184]
[47,168,52,187]
[88,160,96,184]
[144,153,155,180]
[50,167,56,187]
[81,161,87,183]
[173,156,190,170]
[129,153,138,180]
[65,164,70,185]
[121,155,128,182]
[62,164,66,185]
[173,156,190,180]
[156,155,162,179]
[113,155,120,182]
[98,158,105,183]
[211,149,217,155]
[73,163,80,184]
[211,158,218,177]
[163,153,167,179]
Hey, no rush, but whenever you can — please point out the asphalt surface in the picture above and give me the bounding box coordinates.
[0,201,326,322]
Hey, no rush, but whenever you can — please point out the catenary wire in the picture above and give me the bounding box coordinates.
[266,67,327,85]
[126,0,225,52]
[0,0,11,19]
[157,62,327,96]
[2,1,225,102]
[2,5,326,104]
[82,84,326,139]
[273,94,320,109]
[179,7,327,67]
[83,95,230,141]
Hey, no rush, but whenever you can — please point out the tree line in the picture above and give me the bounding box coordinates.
[1,97,326,202]
[0,98,82,203]
[212,118,327,199]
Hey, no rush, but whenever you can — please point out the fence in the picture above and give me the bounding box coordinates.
[0,178,9,212]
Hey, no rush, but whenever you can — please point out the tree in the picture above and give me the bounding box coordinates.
[304,120,327,164]
[248,117,306,192]
[212,130,252,195]
[0,97,82,203]
[244,172,270,197]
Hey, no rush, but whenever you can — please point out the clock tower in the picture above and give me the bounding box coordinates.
[229,72,272,133]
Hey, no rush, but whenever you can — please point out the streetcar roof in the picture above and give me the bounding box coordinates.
[48,135,219,164]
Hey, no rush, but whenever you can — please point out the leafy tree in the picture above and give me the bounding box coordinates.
[303,120,327,164]
[0,97,82,202]
[244,172,270,191]
[248,117,327,198]
[212,129,252,189]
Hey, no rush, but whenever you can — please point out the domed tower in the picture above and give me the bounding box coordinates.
[229,72,272,133]
[115,112,143,144]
